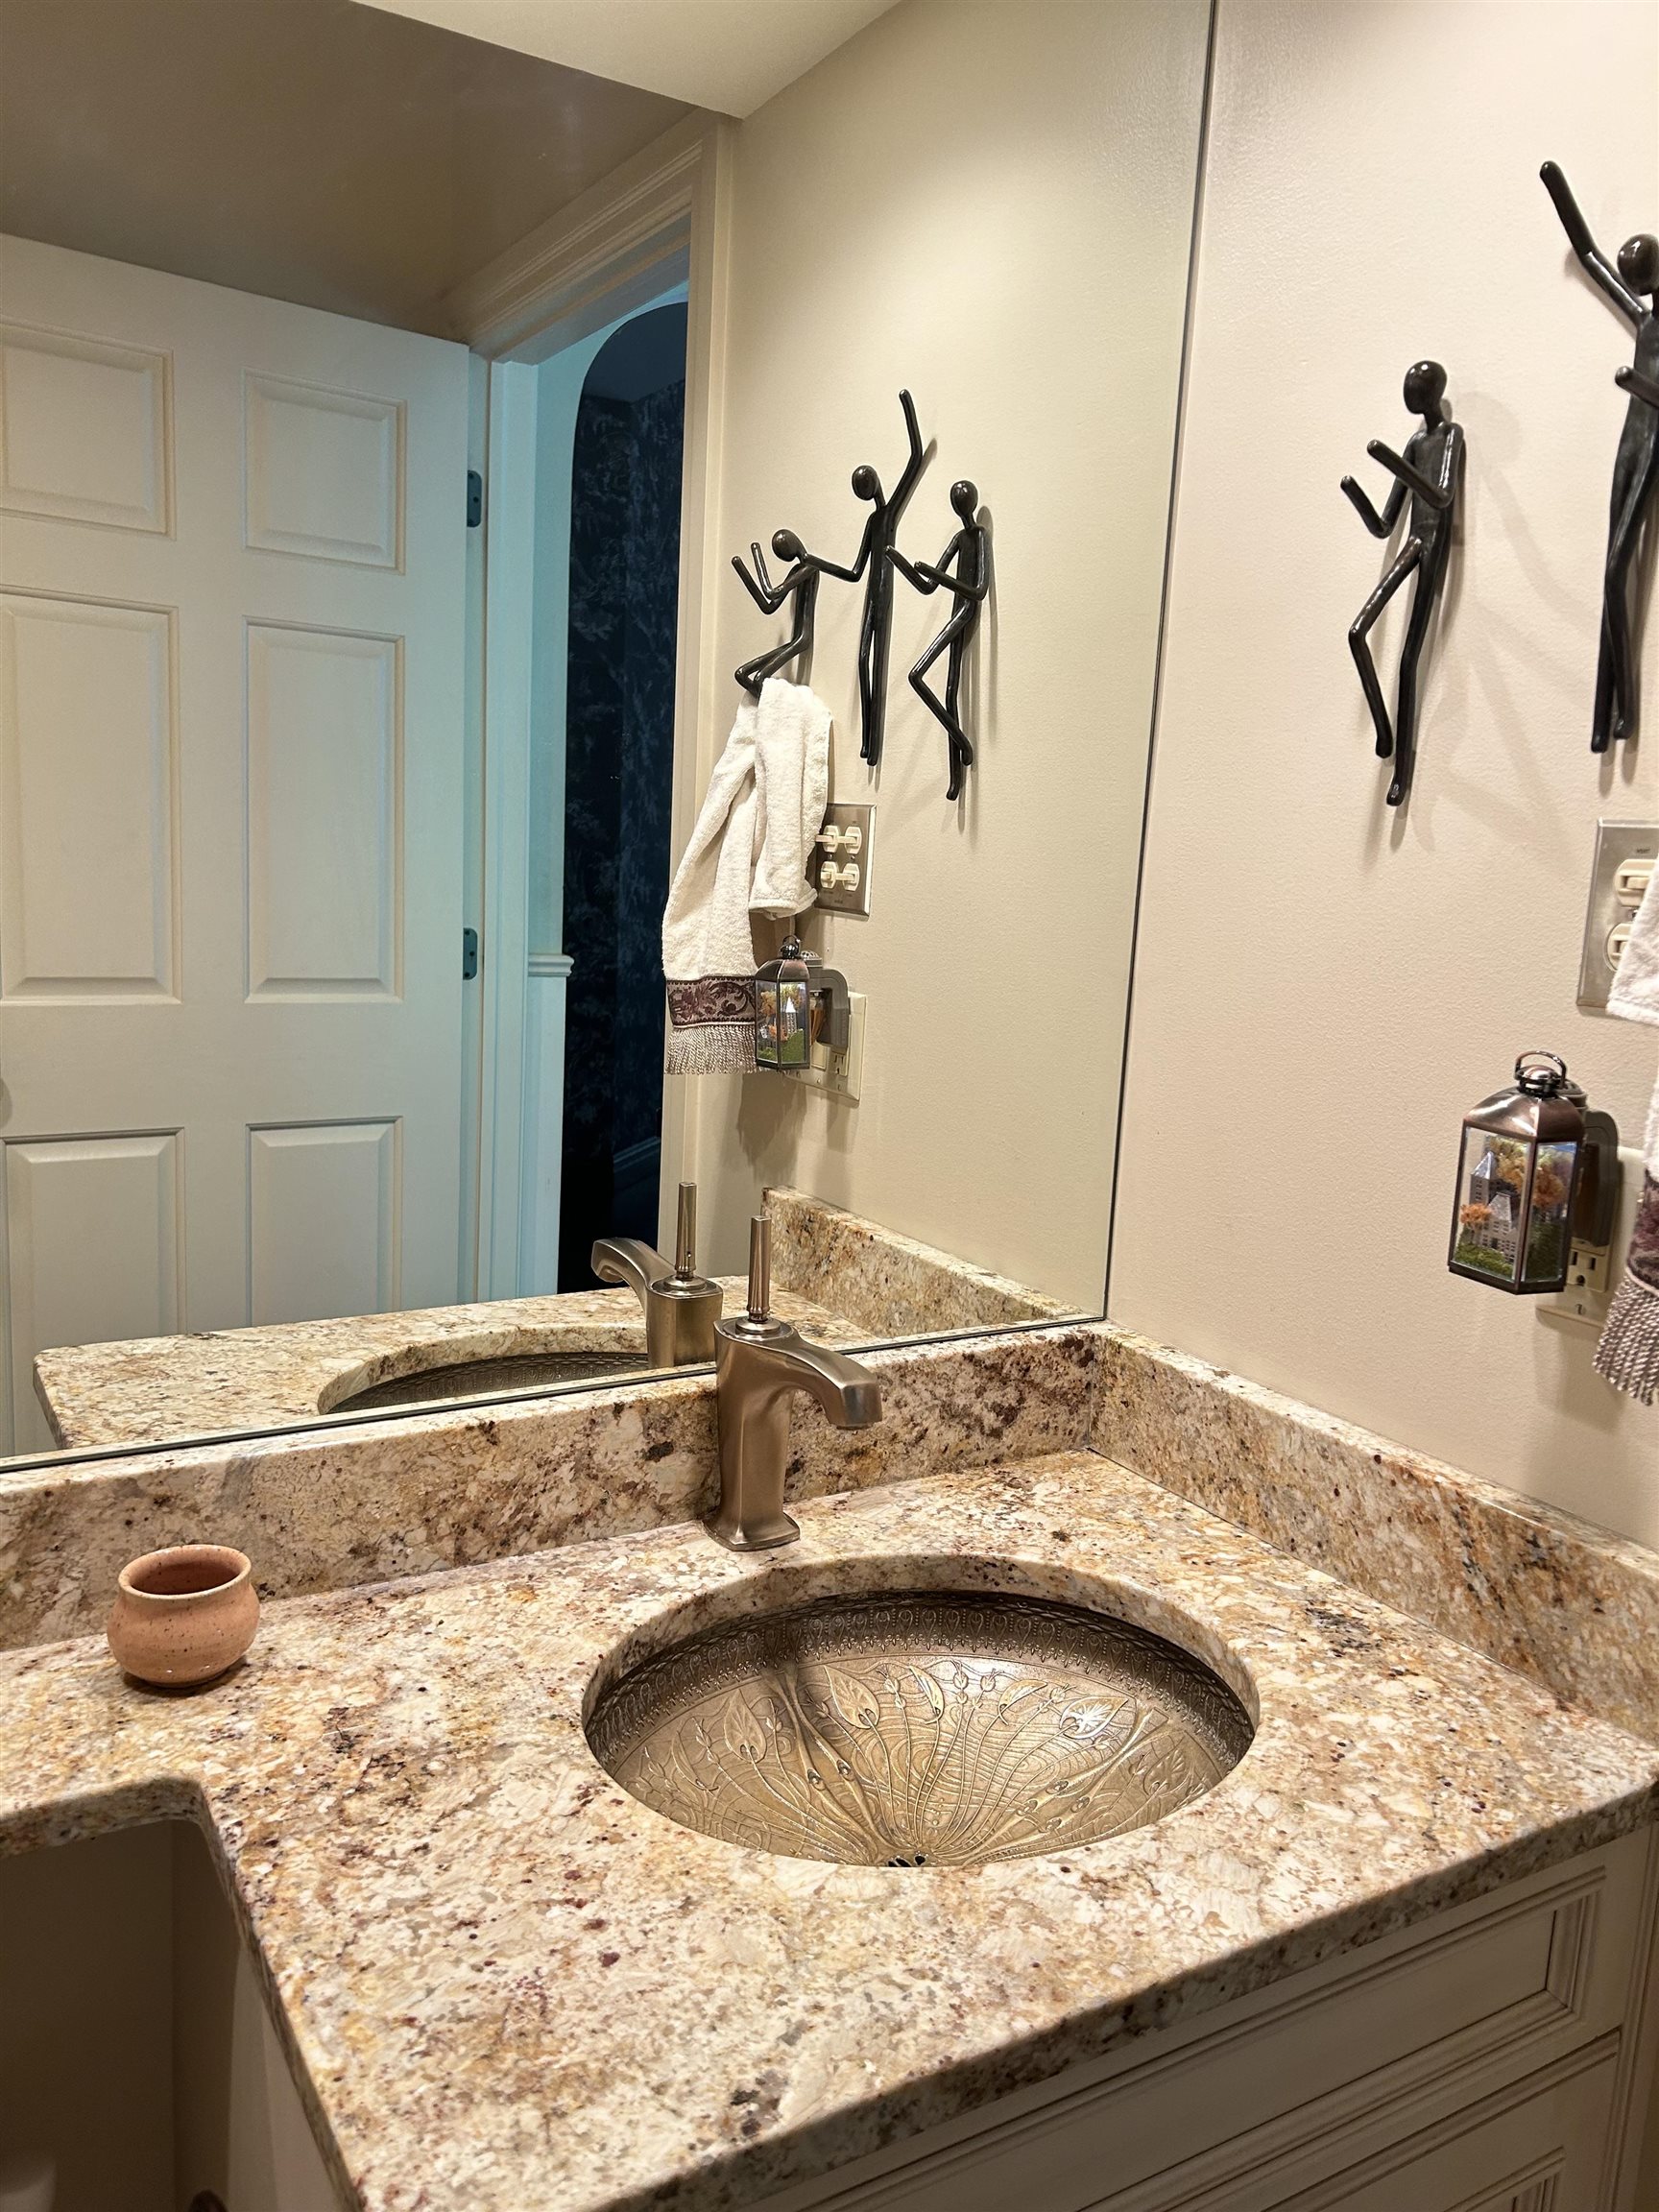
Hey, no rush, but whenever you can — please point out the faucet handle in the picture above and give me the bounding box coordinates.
[747,1214,771,1321]
[674,1181,698,1280]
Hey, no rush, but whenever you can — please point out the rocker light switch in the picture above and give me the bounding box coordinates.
[1577,821,1657,1009]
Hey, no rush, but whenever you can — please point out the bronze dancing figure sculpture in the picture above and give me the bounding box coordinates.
[889,479,990,800]
[1542,161,1659,751]
[1341,360,1464,806]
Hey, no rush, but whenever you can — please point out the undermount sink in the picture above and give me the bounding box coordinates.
[586,1584,1254,1869]
[327,1346,653,1410]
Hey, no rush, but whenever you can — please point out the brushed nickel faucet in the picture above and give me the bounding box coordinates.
[591,1182,722,1367]
[709,1215,882,1551]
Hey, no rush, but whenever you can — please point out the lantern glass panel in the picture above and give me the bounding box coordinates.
[756,980,780,1069]
[775,976,809,1069]
[1452,1123,1526,1286]
[1520,1141,1577,1286]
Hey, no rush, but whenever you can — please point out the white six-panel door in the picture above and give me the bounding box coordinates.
[0,236,469,1451]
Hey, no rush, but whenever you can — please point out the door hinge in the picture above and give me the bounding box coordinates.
[462,926,480,979]
[467,469,484,528]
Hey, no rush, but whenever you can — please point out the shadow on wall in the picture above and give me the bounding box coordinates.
[558,302,687,1289]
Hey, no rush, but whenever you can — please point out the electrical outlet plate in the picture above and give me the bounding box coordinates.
[1577,820,1656,1009]
[1541,1144,1643,1330]
[781,992,866,1102]
[811,804,875,917]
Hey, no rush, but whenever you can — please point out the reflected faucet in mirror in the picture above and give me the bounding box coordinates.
[591,1183,723,1367]
[709,1216,883,1551]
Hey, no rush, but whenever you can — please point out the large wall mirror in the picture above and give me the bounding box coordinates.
[0,0,1211,1468]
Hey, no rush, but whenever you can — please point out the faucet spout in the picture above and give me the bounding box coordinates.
[592,1192,723,1367]
[709,1322,883,1551]
[590,1237,671,1312]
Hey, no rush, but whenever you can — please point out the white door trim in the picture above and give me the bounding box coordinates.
[458,112,731,1280]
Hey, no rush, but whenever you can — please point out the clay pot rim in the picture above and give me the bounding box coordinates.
[118,1544,252,1603]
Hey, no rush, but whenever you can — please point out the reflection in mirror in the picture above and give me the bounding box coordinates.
[0,0,1211,1467]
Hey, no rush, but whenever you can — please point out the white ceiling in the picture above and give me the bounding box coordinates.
[351,0,902,116]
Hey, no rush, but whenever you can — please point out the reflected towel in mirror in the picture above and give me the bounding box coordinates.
[661,678,830,1072]
[1596,861,1659,1405]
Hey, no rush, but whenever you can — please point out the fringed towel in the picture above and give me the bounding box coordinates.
[661,679,830,1073]
[1595,857,1659,1404]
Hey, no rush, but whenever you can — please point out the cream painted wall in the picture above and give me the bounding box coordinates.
[685,0,1210,1308]
[1113,2,1659,1541]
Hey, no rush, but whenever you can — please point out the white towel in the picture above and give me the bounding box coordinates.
[1595,856,1659,1404]
[751,679,831,918]
[661,679,830,1072]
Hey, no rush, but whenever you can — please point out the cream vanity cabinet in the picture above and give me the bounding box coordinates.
[760,1829,1659,2212]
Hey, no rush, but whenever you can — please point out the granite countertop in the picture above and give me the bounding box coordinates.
[32,1188,1077,1453]
[3,1452,1654,2212]
[32,1282,862,1450]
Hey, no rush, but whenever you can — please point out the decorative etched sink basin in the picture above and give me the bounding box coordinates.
[329,1346,652,1410]
[586,1587,1254,1868]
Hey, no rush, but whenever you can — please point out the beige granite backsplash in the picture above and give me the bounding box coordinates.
[765,1185,1078,1334]
[0,1324,1095,1653]
[1090,1325,1659,1743]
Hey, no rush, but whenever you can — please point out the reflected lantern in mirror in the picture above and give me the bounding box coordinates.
[755,939,811,1071]
[1448,1054,1586,1294]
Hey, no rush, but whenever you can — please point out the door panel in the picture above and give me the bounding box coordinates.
[0,321,171,535]
[0,592,177,998]
[0,235,469,1452]
[243,372,402,568]
[248,1119,398,1328]
[245,623,400,998]
[4,1133,182,1448]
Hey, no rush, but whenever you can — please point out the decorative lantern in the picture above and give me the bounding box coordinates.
[754,937,852,1073]
[1448,1054,1586,1294]
[755,938,811,1070]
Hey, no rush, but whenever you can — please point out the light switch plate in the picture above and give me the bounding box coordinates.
[811,803,875,917]
[1577,820,1656,1009]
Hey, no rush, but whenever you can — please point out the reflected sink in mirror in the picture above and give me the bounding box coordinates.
[586,1583,1254,1868]
[327,1345,654,1411]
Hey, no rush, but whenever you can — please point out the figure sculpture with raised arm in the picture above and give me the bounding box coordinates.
[1541,161,1659,752]
[1340,360,1464,807]
[731,527,860,698]
[889,479,990,800]
[838,390,926,767]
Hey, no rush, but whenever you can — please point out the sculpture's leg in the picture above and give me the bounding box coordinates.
[1348,540,1422,760]
[857,603,878,762]
[908,612,974,799]
[1388,575,1437,807]
[1599,444,1659,745]
[942,637,972,800]
[1592,604,1619,753]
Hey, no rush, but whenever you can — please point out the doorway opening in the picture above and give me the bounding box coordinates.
[557,302,687,1286]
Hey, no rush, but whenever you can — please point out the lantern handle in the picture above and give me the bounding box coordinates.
[1514,1051,1569,1096]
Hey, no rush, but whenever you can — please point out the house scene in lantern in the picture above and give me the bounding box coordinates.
[1453,1132,1577,1286]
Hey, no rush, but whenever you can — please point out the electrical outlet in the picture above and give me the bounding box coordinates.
[1541,1144,1644,1330]
[781,992,866,1102]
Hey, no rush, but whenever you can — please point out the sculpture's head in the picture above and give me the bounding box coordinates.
[1402,359,1448,419]
[950,479,979,520]
[1617,233,1659,297]
[772,528,805,563]
[851,463,881,502]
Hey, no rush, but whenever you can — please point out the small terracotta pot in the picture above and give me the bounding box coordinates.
[108,1545,258,1689]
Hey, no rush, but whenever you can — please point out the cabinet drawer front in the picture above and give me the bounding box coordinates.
[1261,2045,1617,2212]
[772,1837,1647,2212]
